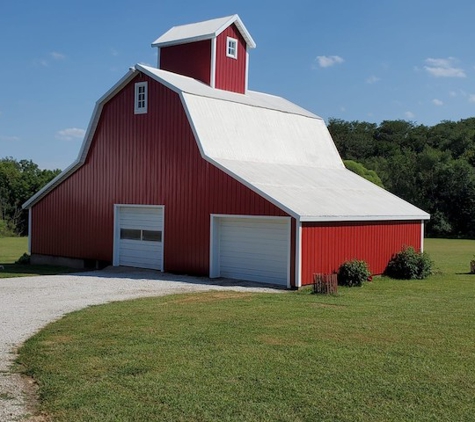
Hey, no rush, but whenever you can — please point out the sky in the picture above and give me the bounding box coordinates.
[1,0,475,170]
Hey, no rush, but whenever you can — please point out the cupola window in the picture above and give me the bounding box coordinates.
[226,37,238,59]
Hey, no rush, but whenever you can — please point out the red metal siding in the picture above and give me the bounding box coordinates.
[160,40,211,85]
[31,74,295,285]
[215,24,247,93]
[300,221,422,285]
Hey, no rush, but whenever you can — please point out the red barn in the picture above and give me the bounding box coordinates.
[23,15,429,288]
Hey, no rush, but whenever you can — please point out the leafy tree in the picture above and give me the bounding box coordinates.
[343,160,384,188]
[0,157,60,236]
[328,119,376,160]
[328,117,475,238]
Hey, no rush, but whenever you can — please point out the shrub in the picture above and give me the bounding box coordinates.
[15,253,30,265]
[0,219,16,237]
[337,259,371,287]
[384,246,432,280]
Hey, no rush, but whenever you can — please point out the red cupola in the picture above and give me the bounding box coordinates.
[152,15,256,94]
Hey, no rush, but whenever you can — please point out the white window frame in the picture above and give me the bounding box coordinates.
[134,82,148,114]
[226,37,238,59]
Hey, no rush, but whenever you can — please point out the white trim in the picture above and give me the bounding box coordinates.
[153,34,213,48]
[156,47,161,68]
[295,220,302,288]
[286,219,291,288]
[210,214,291,287]
[134,81,148,114]
[420,220,425,252]
[210,37,216,88]
[28,208,31,254]
[113,204,165,271]
[215,15,256,48]
[209,214,219,278]
[299,214,430,222]
[245,46,249,93]
[226,36,238,59]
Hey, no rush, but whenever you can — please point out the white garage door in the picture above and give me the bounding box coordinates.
[115,206,164,271]
[213,217,290,286]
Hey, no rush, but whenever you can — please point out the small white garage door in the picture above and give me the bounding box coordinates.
[114,206,164,271]
[212,216,290,286]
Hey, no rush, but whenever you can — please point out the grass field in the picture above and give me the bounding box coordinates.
[15,239,475,421]
[0,237,75,278]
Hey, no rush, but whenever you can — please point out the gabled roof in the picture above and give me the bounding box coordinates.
[151,14,256,49]
[23,64,429,222]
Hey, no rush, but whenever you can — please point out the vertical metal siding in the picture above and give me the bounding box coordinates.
[300,221,423,285]
[31,74,294,283]
[160,40,211,85]
[215,24,247,93]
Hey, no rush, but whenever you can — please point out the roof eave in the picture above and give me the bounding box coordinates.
[215,14,256,48]
[152,33,214,48]
[151,14,256,50]
[299,214,431,223]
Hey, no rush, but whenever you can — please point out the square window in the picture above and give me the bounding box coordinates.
[134,82,148,114]
[142,230,162,242]
[120,228,141,240]
[226,37,238,59]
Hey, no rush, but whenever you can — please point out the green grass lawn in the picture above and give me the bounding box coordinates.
[0,236,76,278]
[16,239,475,421]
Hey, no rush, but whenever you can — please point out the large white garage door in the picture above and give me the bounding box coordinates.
[213,217,290,286]
[115,206,164,271]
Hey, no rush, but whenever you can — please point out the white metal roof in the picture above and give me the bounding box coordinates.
[137,65,316,118]
[24,64,430,221]
[152,15,256,49]
[211,160,429,221]
[137,65,428,221]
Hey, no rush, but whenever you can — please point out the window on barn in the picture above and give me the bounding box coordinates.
[120,228,141,240]
[134,82,148,114]
[120,228,162,242]
[226,37,238,59]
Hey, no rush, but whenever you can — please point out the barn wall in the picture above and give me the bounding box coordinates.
[160,40,211,85]
[215,24,247,93]
[31,73,294,283]
[300,220,423,285]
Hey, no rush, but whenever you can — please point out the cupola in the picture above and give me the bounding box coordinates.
[152,15,256,94]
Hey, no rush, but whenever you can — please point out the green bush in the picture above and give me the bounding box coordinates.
[0,219,16,237]
[337,259,371,287]
[384,246,432,280]
[15,253,30,265]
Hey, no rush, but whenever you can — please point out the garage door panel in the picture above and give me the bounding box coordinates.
[119,245,162,258]
[216,217,289,286]
[116,206,163,271]
[120,239,162,251]
[220,249,287,264]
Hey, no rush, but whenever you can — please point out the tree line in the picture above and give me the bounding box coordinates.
[0,158,60,236]
[2,117,475,238]
[329,117,475,237]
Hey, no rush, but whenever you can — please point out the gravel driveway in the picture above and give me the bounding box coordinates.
[0,267,282,421]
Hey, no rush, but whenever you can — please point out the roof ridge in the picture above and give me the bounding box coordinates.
[136,64,320,119]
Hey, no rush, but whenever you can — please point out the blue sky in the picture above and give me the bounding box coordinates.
[1,0,475,170]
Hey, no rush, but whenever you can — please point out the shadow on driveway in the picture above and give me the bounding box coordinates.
[73,266,288,290]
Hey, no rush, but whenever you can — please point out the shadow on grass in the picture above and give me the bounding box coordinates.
[0,263,80,278]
